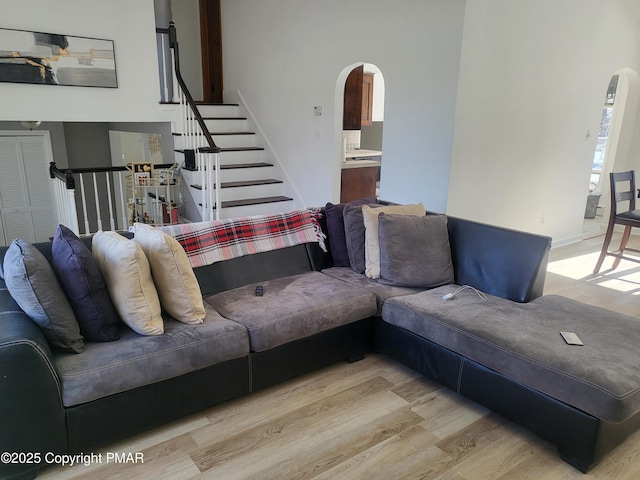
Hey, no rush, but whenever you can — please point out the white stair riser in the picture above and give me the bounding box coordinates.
[211,134,256,148]
[223,166,274,182]
[217,200,294,219]
[180,166,275,184]
[204,118,248,132]
[219,149,264,165]
[197,104,240,117]
[217,183,283,202]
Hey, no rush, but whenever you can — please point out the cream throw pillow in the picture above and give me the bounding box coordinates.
[132,223,205,325]
[362,203,426,279]
[92,231,164,335]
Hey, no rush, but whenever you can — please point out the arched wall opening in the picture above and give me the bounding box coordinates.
[333,63,385,203]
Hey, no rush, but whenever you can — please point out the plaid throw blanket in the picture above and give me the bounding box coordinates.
[159,209,326,268]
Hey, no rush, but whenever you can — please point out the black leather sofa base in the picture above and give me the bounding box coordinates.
[374,317,640,473]
[66,357,250,453]
[250,318,373,392]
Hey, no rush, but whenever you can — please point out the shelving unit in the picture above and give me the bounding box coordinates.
[126,162,181,226]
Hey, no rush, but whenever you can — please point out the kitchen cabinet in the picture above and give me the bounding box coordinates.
[340,163,379,203]
[361,72,374,127]
[343,65,363,130]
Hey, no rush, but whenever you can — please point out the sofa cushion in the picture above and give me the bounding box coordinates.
[321,267,424,315]
[205,271,377,352]
[54,303,249,407]
[51,225,120,342]
[362,203,426,279]
[377,213,454,288]
[3,238,84,353]
[325,198,376,267]
[343,203,380,274]
[132,223,206,325]
[92,231,163,336]
[382,288,640,423]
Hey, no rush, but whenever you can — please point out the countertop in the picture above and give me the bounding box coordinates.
[345,149,382,159]
[342,149,382,169]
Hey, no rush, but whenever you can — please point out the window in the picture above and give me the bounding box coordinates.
[590,75,618,193]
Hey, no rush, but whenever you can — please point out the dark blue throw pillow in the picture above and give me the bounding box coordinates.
[51,225,120,342]
[325,197,377,267]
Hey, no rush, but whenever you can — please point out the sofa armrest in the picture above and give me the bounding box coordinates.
[447,217,551,303]
[0,285,67,479]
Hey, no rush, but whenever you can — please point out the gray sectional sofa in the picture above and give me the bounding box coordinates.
[1,204,640,479]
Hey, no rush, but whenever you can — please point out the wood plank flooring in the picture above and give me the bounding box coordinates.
[39,233,640,479]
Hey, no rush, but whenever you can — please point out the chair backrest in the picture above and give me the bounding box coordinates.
[610,170,636,215]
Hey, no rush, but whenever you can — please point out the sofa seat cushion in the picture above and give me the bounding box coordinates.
[321,267,424,315]
[382,288,640,424]
[54,304,249,407]
[205,271,377,352]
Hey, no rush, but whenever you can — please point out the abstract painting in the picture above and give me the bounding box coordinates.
[0,28,117,88]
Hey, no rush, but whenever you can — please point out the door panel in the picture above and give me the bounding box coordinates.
[0,135,56,245]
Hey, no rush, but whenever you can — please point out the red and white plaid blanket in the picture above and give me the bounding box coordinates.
[159,209,326,268]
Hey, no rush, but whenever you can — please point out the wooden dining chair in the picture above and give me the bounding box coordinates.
[593,170,640,273]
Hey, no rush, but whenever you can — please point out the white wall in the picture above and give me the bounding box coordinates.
[448,0,640,245]
[2,0,172,123]
[220,0,465,210]
[171,0,204,101]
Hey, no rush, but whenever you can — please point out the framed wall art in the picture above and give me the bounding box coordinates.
[0,28,117,88]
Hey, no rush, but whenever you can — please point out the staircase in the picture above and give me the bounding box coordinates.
[173,103,293,220]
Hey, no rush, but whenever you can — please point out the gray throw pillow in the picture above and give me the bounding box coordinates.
[343,203,381,273]
[3,238,84,353]
[377,213,454,288]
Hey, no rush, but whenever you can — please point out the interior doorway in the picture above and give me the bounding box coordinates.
[335,63,385,203]
[0,132,57,245]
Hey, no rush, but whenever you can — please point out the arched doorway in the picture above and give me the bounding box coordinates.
[583,69,640,238]
[334,63,385,203]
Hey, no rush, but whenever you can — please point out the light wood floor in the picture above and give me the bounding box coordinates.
[39,234,640,480]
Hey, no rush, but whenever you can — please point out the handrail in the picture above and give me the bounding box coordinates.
[50,162,177,186]
[168,22,220,153]
[49,162,75,189]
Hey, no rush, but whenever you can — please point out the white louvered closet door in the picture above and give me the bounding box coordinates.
[0,135,56,245]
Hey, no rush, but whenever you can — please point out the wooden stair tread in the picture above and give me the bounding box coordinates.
[202,117,247,120]
[220,147,265,152]
[209,131,255,135]
[198,195,293,209]
[175,147,265,154]
[190,179,283,190]
[223,196,292,208]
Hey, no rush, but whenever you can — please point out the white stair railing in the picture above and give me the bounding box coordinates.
[49,163,178,236]
[49,163,80,235]
[167,21,222,221]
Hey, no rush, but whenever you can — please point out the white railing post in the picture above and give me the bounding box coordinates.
[64,189,80,235]
[92,172,103,232]
[213,151,221,221]
[78,175,90,235]
[105,172,115,231]
[50,173,80,236]
[118,171,128,229]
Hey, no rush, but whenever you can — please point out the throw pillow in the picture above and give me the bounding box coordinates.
[377,213,454,288]
[132,223,206,324]
[3,238,84,353]
[362,203,426,279]
[51,225,120,342]
[325,197,377,267]
[92,230,164,336]
[343,203,382,273]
